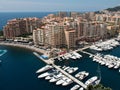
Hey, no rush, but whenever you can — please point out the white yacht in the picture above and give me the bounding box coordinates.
[64,66,70,71]
[75,71,86,78]
[62,79,73,86]
[36,65,53,73]
[67,67,78,74]
[49,76,59,82]
[49,73,63,83]
[56,79,65,85]
[73,52,82,59]
[79,87,84,90]
[85,76,98,86]
[45,75,53,80]
[38,72,50,78]
[56,76,67,85]
[79,72,89,80]
[70,85,80,90]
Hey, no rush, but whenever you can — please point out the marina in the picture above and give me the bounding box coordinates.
[1,38,120,90]
[34,52,87,89]
[90,39,120,51]
[0,45,120,90]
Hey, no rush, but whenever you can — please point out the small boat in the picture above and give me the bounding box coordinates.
[36,65,53,73]
[62,79,73,86]
[45,75,53,80]
[49,77,59,82]
[70,85,80,90]
[56,79,65,85]
[79,87,84,90]
[85,76,98,86]
[38,72,50,78]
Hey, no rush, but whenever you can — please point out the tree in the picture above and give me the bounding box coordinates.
[87,84,112,90]
[0,30,3,36]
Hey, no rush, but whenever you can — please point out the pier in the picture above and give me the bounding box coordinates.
[53,64,87,89]
[33,52,54,64]
[75,46,90,52]
[34,52,87,89]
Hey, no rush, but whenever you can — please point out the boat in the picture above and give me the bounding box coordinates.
[64,66,70,71]
[85,76,98,85]
[67,67,78,74]
[56,76,67,85]
[36,65,53,73]
[49,73,63,83]
[38,72,50,78]
[79,87,84,90]
[75,71,87,78]
[56,79,65,85]
[45,75,53,80]
[72,52,82,59]
[49,76,59,82]
[70,85,80,90]
[79,72,89,80]
[62,79,73,86]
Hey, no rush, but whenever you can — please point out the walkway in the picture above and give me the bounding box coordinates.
[53,64,87,89]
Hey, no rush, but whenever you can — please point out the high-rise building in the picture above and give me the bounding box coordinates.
[45,24,66,48]
[33,28,45,45]
[3,17,41,39]
[65,29,76,49]
[77,21,107,41]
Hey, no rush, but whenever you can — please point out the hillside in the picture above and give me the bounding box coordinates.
[106,6,120,11]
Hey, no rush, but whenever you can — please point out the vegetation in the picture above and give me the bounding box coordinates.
[87,84,112,90]
[106,6,120,12]
[95,6,120,14]
[0,30,3,36]
[18,33,32,37]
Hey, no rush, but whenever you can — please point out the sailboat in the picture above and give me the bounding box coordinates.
[95,63,101,85]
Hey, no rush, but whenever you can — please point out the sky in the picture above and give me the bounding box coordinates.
[0,0,120,12]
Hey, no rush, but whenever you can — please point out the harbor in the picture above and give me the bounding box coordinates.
[1,38,120,90]
[33,52,87,89]
[33,38,120,90]
[1,45,120,90]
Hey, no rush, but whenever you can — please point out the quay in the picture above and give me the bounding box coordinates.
[33,52,87,89]
[33,52,54,64]
[75,46,90,52]
[0,42,46,54]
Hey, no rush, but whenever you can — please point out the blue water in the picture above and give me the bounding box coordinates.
[0,12,56,30]
[0,12,120,90]
[0,45,120,90]
[0,46,72,90]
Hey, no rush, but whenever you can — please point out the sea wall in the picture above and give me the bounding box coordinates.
[0,42,46,55]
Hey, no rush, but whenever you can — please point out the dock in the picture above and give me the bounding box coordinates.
[33,52,87,89]
[75,46,90,52]
[53,64,87,89]
[33,52,54,64]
